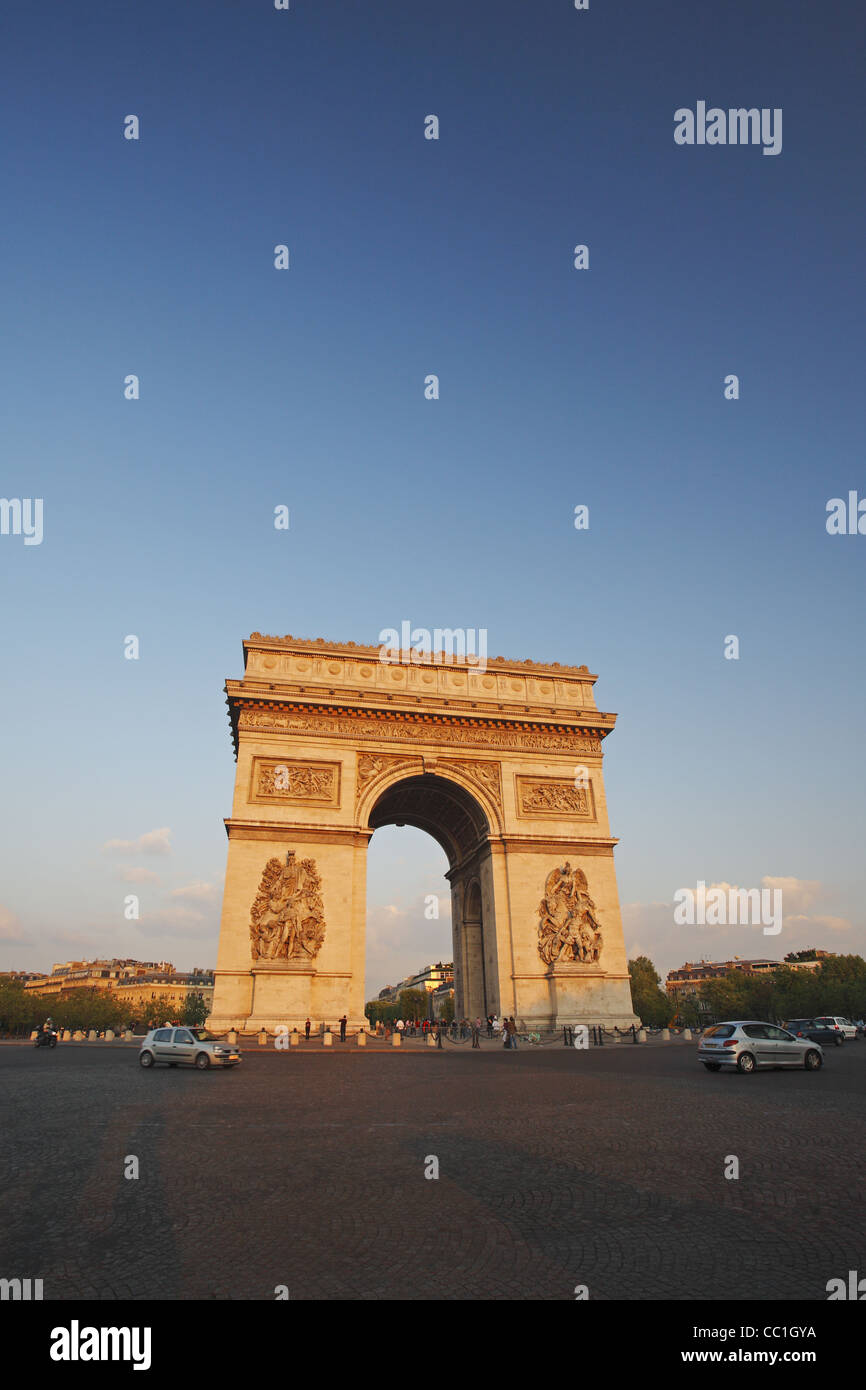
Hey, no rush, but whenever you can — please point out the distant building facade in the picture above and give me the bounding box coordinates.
[377,961,453,1010]
[22,959,213,1015]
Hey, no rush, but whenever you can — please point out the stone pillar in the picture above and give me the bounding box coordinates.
[463,921,485,1020]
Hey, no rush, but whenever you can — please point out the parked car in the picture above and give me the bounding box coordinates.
[813,1016,858,1040]
[139,1026,241,1069]
[783,1018,844,1047]
[698,1020,823,1074]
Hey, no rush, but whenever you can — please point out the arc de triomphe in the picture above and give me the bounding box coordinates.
[207,633,638,1033]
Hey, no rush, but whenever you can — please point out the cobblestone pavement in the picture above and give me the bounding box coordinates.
[2,1042,864,1300]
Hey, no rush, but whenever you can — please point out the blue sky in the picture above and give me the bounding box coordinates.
[1,0,864,992]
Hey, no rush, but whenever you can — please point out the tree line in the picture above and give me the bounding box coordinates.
[364,987,454,1025]
[0,978,210,1036]
[628,953,866,1028]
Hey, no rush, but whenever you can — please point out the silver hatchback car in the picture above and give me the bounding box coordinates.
[698,1020,823,1074]
[139,1026,241,1070]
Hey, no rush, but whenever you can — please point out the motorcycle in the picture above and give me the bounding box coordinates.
[34,1029,58,1048]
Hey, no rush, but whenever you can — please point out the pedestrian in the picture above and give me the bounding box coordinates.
[486,1015,493,1039]
[471,1019,480,1048]
[436,1024,443,1049]
[339,1014,347,1042]
[305,1018,311,1040]
[396,1018,404,1039]
[507,1016,518,1050]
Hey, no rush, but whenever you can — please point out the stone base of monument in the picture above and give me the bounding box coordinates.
[529,965,640,1032]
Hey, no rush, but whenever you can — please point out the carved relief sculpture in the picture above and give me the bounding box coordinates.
[524,784,587,813]
[442,759,502,810]
[516,776,594,818]
[250,852,326,962]
[252,758,339,806]
[537,863,604,967]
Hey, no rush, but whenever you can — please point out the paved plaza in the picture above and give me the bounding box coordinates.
[2,1040,864,1301]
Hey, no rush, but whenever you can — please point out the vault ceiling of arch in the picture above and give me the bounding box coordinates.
[367,774,489,868]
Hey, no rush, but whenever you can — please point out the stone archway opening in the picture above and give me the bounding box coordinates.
[366,773,495,1021]
[364,823,451,1017]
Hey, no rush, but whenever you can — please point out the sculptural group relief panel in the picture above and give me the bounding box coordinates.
[249,757,341,808]
[249,851,326,963]
[537,863,604,967]
[515,775,596,820]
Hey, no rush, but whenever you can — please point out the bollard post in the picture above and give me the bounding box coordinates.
[598,1025,604,1046]
[105,1029,115,1041]
[290,1031,299,1046]
[427,1032,436,1047]
[88,1030,97,1041]
[661,1027,671,1041]
[682,1027,693,1041]
[638,1028,647,1043]
[30,1030,39,1041]
[228,1028,238,1046]
[323,1031,333,1047]
[614,1029,621,1044]
[64,1030,73,1042]
[392,1030,402,1047]
[258,1028,268,1046]
[357,1030,366,1047]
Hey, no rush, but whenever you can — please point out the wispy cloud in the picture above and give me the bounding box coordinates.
[169,881,220,904]
[117,867,161,884]
[101,827,172,857]
[0,905,27,945]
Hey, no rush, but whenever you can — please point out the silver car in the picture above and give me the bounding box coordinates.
[698,1020,823,1074]
[139,1026,241,1070]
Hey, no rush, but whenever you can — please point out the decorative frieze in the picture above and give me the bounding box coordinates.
[239,705,602,756]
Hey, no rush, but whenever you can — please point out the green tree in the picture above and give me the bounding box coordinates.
[365,999,399,1026]
[0,979,35,1035]
[398,988,429,1020]
[813,954,866,1017]
[180,992,210,1026]
[628,956,671,1027]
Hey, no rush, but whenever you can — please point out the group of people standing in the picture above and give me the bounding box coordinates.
[367,1015,520,1047]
